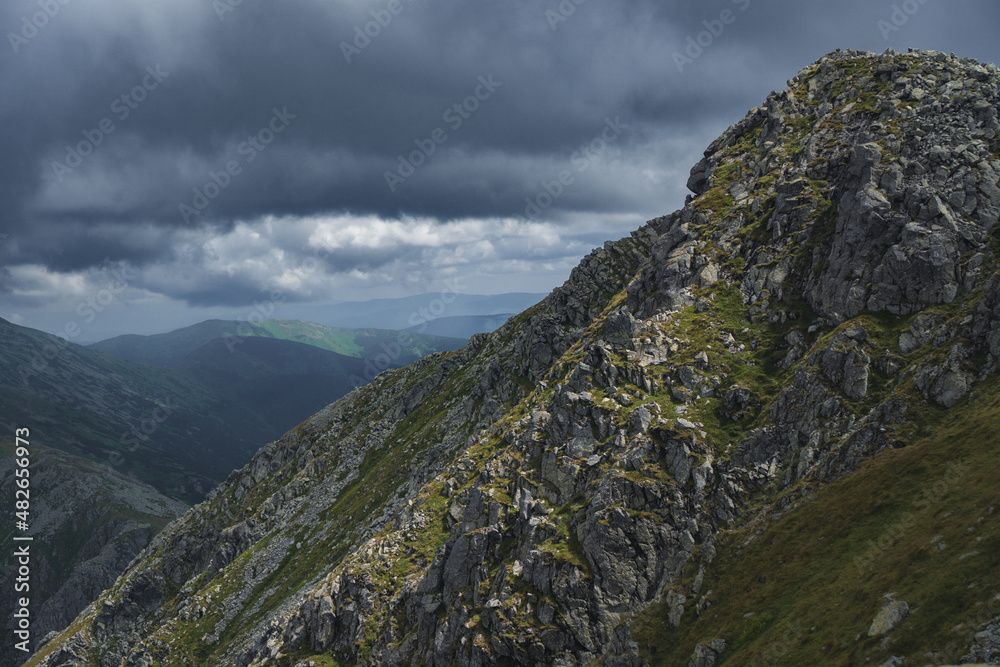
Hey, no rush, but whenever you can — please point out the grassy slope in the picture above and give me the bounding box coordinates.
[634,373,1000,666]
[259,320,467,361]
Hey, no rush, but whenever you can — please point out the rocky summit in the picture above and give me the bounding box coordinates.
[29,49,1000,666]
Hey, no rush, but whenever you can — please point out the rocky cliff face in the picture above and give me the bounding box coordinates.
[29,49,1000,666]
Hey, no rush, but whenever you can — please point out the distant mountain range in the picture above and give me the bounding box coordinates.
[402,314,515,339]
[288,291,545,333]
[88,318,466,368]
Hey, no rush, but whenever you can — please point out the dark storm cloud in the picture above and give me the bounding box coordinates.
[1,1,750,234]
[1,0,999,314]
[10,221,172,273]
[166,281,282,309]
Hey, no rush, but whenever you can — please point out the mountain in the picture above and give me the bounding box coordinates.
[403,314,515,339]
[88,319,255,367]
[1,322,462,665]
[0,437,186,665]
[294,292,546,330]
[175,337,374,435]
[29,49,1000,666]
[89,319,467,367]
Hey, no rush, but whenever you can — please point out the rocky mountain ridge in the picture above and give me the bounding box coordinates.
[29,48,1000,666]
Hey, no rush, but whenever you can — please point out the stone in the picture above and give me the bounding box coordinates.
[630,405,654,435]
[960,615,1000,664]
[688,638,726,667]
[818,332,871,401]
[603,308,642,346]
[868,598,910,636]
[698,263,720,288]
[931,371,971,407]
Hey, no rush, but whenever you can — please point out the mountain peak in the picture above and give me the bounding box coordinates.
[671,46,1000,326]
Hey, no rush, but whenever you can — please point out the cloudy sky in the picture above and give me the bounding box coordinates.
[1,0,999,341]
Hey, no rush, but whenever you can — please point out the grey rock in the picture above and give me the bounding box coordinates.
[914,343,974,407]
[688,638,727,667]
[818,330,871,401]
[959,615,1000,664]
[629,405,654,435]
[869,598,910,636]
[603,308,643,346]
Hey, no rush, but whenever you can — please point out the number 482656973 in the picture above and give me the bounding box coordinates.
[14,427,30,524]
